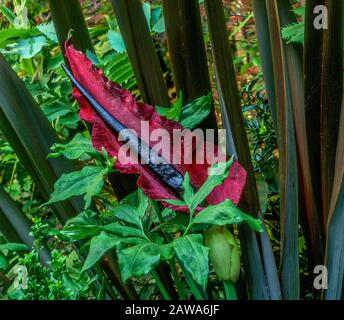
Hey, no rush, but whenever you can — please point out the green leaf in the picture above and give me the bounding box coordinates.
[180,93,212,130]
[59,112,79,128]
[0,27,40,45]
[281,22,305,44]
[15,35,48,59]
[191,158,233,210]
[49,133,97,160]
[191,199,263,232]
[120,190,140,207]
[160,242,175,260]
[0,5,16,25]
[118,242,161,281]
[161,199,186,207]
[0,243,28,251]
[37,22,58,43]
[142,2,152,31]
[156,93,213,130]
[59,225,101,242]
[65,210,99,226]
[281,5,305,44]
[255,174,269,213]
[112,204,141,228]
[0,252,8,270]
[47,166,108,209]
[42,101,70,121]
[86,49,100,65]
[108,30,126,53]
[156,93,183,122]
[292,6,305,17]
[151,213,188,233]
[173,234,209,290]
[182,173,194,208]
[151,7,165,33]
[103,223,145,238]
[229,12,254,38]
[137,188,149,219]
[100,53,135,90]
[82,231,122,272]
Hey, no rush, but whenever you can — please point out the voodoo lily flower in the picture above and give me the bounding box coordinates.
[64,43,247,210]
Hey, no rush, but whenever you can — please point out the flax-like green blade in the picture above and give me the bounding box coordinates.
[259,213,282,300]
[325,178,344,299]
[216,62,281,300]
[319,0,343,221]
[0,187,32,246]
[330,94,344,219]
[204,0,259,217]
[48,0,94,58]
[278,0,324,267]
[304,0,324,228]
[266,0,299,300]
[325,94,344,299]
[110,0,169,106]
[162,0,217,130]
[204,0,271,300]
[0,187,50,263]
[252,0,278,135]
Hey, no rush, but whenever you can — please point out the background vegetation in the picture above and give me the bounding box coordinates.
[0,0,343,300]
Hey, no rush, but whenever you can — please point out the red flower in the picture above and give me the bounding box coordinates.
[65,44,247,210]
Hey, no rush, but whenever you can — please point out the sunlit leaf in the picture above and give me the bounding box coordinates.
[108,30,126,53]
[49,133,96,160]
[191,199,263,232]
[47,166,108,209]
[173,234,209,290]
[82,231,122,272]
[118,242,161,281]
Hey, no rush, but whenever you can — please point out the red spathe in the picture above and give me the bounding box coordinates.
[65,44,247,210]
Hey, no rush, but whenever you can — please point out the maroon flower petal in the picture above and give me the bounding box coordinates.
[65,44,247,210]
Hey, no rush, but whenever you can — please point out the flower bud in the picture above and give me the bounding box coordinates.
[205,226,240,283]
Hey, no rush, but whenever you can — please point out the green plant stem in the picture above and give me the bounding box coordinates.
[155,205,187,299]
[151,269,172,300]
[155,203,206,300]
[154,202,199,300]
[229,12,253,38]
[179,262,206,300]
[183,208,194,236]
[8,158,18,193]
[101,254,138,299]
[48,0,94,58]
[93,265,118,300]
[223,280,237,300]
[168,259,187,300]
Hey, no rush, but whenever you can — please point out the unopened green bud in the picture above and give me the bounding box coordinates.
[205,226,240,283]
